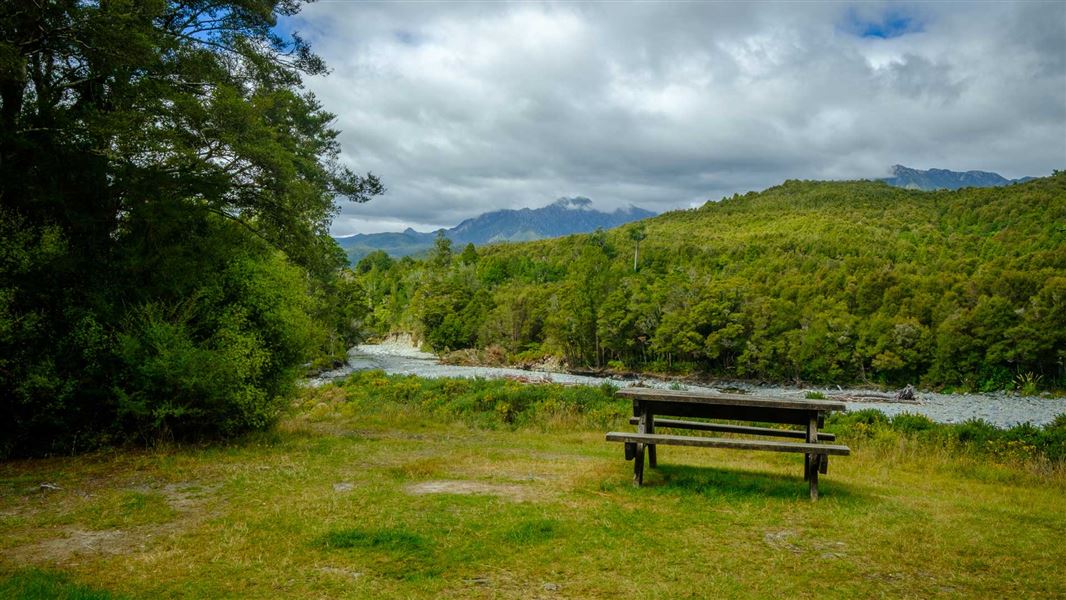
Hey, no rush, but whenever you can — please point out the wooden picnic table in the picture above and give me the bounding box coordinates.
[606,388,850,500]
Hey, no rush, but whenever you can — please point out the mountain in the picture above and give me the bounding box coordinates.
[336,197,655,263]
[882,165,1035,191]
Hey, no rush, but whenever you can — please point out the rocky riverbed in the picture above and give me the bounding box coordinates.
[308,342,1065,428]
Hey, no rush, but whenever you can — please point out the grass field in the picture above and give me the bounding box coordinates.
[2,375,1064,599]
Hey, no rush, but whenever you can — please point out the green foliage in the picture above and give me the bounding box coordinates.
[888,412,936,434]
[0,1,381,456]
[804,391,826,399]
[352,176,1066,389]
[1015,371,1043,396]
[825,410,1066,463]
[312,372,1066,464]
[114,245,320,439]
[310,371,626,430]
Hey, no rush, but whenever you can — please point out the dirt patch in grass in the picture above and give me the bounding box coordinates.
[23,529,141,562]
[762,528,848,559]
[317,565,364,579]
[332,482,358,493]
[404,479,547,502]
[461,570,565,599]
[5,481,219,566]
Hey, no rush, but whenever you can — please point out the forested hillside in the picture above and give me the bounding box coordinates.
[352,175,1066,390]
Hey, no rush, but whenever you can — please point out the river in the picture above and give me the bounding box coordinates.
[308,342,1066,428]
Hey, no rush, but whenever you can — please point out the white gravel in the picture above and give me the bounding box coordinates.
[307,343,1066,428]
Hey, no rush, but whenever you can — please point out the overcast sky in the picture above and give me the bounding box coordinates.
[281,2,1066,236]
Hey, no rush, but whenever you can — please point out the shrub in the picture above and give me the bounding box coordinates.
[113,249,320,440]
[831,408,890,428]
[953,418,999,446]
[333,372,624,430]
[891,412,936,435]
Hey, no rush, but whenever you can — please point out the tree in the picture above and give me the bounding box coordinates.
[432,232,453,268]
[0,1,382,456]
[627,223,647,272]
[460,243,479,266]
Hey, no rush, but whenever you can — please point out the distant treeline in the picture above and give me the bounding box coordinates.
[352,175,1066,391]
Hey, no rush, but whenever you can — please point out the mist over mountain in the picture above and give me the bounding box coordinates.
[882,165,1036,191]
[336,197,655,263]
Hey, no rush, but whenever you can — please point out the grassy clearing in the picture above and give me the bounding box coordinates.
[2,374,1065,599]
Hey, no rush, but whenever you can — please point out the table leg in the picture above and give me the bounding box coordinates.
[633,401,646,486]
[647,410,657,469]
[807,414,819,501]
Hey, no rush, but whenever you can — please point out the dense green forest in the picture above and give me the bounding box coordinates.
[353,176,1066,391]
[0,1,379,457]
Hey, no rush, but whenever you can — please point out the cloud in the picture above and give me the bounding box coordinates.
[281,2,1066,236]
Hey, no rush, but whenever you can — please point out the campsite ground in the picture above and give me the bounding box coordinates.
[2,378,1064,599]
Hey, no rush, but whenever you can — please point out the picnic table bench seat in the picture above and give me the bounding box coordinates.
[606,431,851,455]
[626,416,837,441]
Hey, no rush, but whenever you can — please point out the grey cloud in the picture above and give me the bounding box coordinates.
[881,54,966,102]
[283,2,1066,236]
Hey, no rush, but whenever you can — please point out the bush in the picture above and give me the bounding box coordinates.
[953,418,999,445]
[1,211,328,456]
[831,408,890,428]
[891,412,936,434]
[331,371,624,430]
[825,408,1066,464]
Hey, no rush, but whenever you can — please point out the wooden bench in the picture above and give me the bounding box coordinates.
[608,389,851,500]
[627,417,837,441]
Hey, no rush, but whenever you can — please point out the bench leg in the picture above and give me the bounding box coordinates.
[809,461,819,501]
[633,443,645,486]
[806,414,819,500]
[809,454,821,501]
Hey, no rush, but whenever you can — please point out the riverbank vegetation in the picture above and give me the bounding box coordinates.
[2,374,1064,598]
[0,1,379,457]
[353,175,1066,393]
[314,372,1066,464]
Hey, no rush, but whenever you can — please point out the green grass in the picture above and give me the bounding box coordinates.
[0,570,126,599]
[2,374,1065,598]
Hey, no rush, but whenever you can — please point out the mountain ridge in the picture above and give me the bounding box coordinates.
[336,197,655,263]
[882,165,1035,191]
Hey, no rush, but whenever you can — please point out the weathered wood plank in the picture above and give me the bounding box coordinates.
[605,432,851,455]
[617,388,847,412]
[628,417,836,441]
[623,400,819,426]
